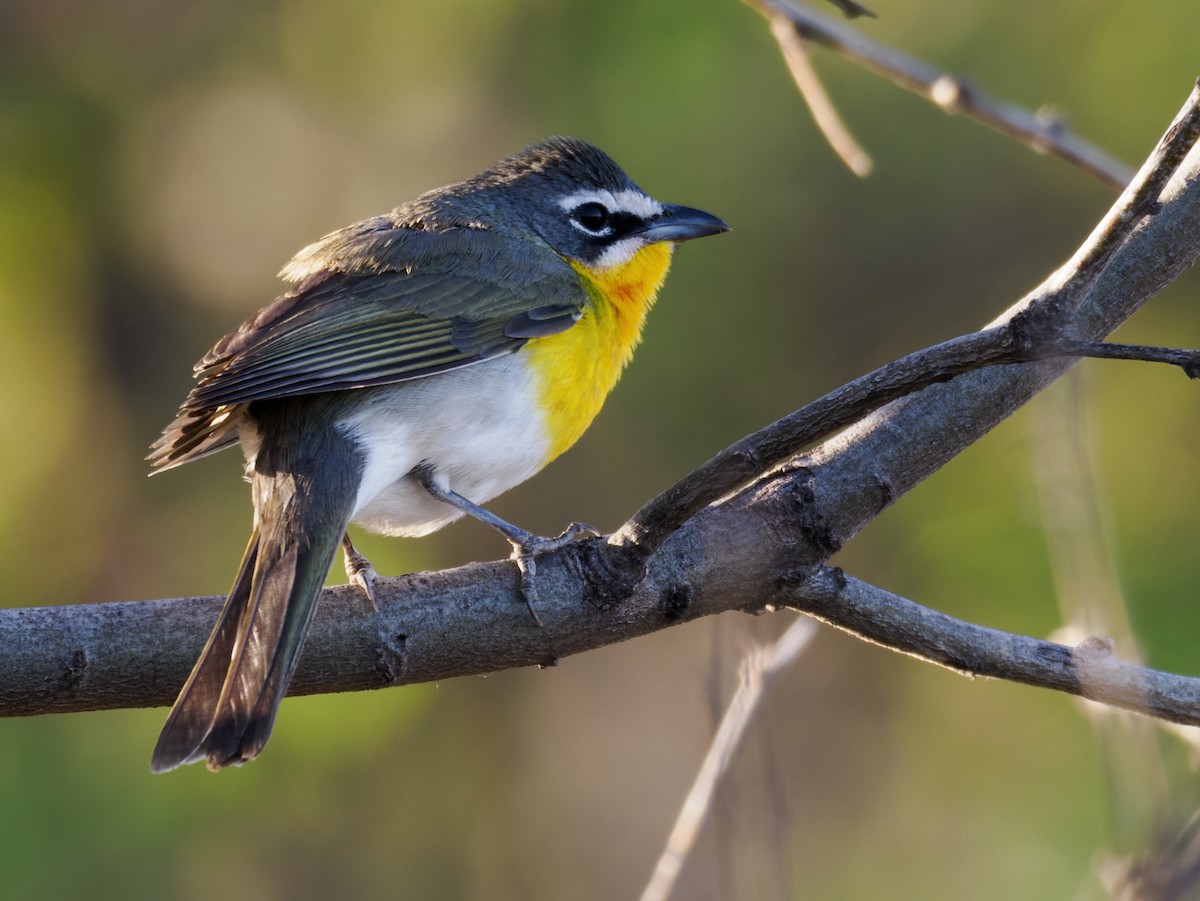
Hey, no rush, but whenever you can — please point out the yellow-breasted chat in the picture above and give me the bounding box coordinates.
[148,136,729,772]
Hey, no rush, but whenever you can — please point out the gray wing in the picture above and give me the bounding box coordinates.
[149,219,588,470]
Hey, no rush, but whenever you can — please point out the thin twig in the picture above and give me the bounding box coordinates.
[788,567,1200,725]
[768,15,873,176]
[1104,807,1200,901]
[743,0,1134,189]
[640,617,818,901]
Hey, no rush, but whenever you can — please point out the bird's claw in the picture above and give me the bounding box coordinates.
[508,522,603,627]
[341,535,379,611]
[556,521,601,543]
[511,551,545,627]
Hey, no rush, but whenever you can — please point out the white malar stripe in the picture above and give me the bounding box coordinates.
[592,236,651,271]
[556,187,663,220]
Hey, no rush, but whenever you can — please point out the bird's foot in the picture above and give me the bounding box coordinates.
[410,463,601,626]
[341,533,379,610]
[507,522,601,626]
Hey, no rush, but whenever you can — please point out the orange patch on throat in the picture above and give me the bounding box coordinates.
[526,241,675,462]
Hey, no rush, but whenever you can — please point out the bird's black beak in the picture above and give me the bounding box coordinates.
[641,203,731,243]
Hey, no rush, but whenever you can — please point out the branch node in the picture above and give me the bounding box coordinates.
[774,562,830,596]
[776,470,842,558]
[1035,104,1066,135]
[660,583,693,622]
[59,648,88,691]
[873,472,896,508]
[930,75,967,113]
[1006,306,1064,359]
[376,633,406,685]
[1077,635,1115,656]
[578,540,649,608]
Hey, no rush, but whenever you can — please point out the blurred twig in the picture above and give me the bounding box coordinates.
[767,14,873,176]
[640,616,818,901]
[1103,808,1200,901]
[1035,377,1178,843]
[744,0,1135,189]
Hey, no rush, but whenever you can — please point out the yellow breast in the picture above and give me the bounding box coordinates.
[525,241,675,462]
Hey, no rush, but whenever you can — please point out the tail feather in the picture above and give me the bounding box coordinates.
[199,520,341,769]
[150,534,262,771]
[152,405,362,773]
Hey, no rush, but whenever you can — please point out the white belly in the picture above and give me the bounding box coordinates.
[335,354,551,537]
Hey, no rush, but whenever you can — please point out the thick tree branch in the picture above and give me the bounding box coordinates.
[2,84,1200,729]
[745,0,1135,189]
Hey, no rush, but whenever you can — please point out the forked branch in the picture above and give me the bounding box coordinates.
[745,0,1134,189]
[3,80,1200,765]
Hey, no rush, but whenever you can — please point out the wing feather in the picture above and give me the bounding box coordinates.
[150,221,588,470]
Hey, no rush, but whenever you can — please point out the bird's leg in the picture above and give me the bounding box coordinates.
[341,533,379,609]
[412,464,599,626]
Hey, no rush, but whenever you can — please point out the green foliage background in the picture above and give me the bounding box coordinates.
[3,1,1200,898]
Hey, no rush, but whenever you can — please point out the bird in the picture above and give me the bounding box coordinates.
[147,136,729,772]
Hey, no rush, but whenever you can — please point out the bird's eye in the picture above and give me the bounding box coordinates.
[573,202,611,234]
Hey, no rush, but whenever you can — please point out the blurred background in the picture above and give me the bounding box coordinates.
[3,0,1200,898]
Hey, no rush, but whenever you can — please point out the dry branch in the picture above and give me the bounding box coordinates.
[745,0,1134,189]
[2,83,1199,727]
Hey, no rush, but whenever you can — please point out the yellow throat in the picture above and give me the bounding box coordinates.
[526,241,675,462]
